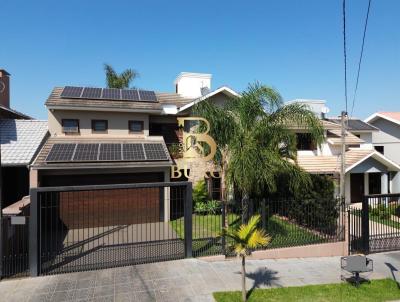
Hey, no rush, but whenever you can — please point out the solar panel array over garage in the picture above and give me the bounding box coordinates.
[46,143,169,163]
[60,86,157,102]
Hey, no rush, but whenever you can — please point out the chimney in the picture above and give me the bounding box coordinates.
[174,72,212,98]
[0,69,10,108]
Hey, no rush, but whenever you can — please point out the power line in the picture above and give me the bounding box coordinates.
[343,0,348,113]
[350,0,372,117]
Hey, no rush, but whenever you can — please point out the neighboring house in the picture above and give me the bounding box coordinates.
[31,72,236,221]
[0,69,48,210]
[365,112,400,165]
[289,100,400,203]
[0,70,32,119]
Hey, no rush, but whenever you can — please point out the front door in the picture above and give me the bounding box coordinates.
[350,173,364,203]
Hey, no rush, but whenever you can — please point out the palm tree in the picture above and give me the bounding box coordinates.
[223,215,271,302]
[104,64,138,89]
[193,82,324,222]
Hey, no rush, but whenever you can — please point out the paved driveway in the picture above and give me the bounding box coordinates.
[2,251,400,301]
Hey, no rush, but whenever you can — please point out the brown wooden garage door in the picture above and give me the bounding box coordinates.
[41,172,164,228]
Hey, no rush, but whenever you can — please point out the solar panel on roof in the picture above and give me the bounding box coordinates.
[73,144,99,161]
[102,88,121,100]
[121,89,140,101]
[122,143,145,161]
[99,143,122,161]
[46,144,76,162]
[139,90,157,102]
[143,143,168,160]
[81,87,102,99]
[60,87,84,98]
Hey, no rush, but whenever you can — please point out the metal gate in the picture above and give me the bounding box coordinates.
[29,182,192,276]
[349,193,400,254]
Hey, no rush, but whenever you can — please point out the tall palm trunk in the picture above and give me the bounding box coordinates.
[242,193,249,224]
[241,255,247,302]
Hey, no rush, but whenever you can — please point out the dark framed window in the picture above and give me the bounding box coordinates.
[375,145,384,154]
[62,119,79,134]
[91,120,108,133]
[296,133,314,151]
[206,172,221,200]
[129,120,144,133]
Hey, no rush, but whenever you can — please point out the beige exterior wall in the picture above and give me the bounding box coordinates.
[48,109,150,137]
[29,169,38,188]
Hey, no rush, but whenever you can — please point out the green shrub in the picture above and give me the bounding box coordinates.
[206,200,221,215]
[271,174,339,235]
[193,180,208,206]
[194,202,207,215]
[370,204,391,220]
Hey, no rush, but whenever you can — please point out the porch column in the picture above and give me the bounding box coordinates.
[392,172,400,194]
[381,172,389,194]
[364,173,369,195]
[164,170,170,222]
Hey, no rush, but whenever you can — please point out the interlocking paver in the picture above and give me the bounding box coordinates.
[4,251,400,301]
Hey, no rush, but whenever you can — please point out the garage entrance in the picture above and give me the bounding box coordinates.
[29,182,192,276]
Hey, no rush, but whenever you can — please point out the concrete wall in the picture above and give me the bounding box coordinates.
[370,118,400,164]
[48,110,149,137]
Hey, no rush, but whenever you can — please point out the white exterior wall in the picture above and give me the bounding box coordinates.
[357,132,373,150]
[369,118,400,165]
[48,110,150,138]
[174,72,212,98]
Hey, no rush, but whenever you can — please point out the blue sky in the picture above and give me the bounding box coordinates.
[1,0,399,120]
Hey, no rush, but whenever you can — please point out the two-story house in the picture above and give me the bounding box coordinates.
[30,72,236,222]
[289,100,400,203]
[365,112,400,164]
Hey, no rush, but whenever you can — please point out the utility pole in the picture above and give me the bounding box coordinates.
[340,111,347,202]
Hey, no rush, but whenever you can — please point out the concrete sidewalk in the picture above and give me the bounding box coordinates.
[1,251,400,302]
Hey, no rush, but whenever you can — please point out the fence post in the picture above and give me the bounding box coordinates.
[29,189,40,276]
[184,183,193,258]
[221,203,226,255]
[361,195,370,254]
[261,198,266,230]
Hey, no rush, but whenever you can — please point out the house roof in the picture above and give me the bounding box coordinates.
[0,105,32,119]
[297,149,400,174]
[0,119,48,166]
[326,129,365,145]
[32,136,173,169]
[45,87,195,113]
[365,112,400,126]
[328,118,378,131]
[177,86,240,113]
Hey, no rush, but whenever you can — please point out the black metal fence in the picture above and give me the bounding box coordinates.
[1,216,30,278]
[1,183,347,278]
[29,182,192,276]
[349,193,400,254]
[171,197,346,258]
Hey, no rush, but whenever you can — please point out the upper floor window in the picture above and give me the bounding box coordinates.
[129,120,144,133]
[62,119,79,134]
[375,145,384,154]
[296,133,314,151]
[92,120,108,133]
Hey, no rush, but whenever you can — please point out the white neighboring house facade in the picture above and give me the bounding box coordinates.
[365,112,400,165]
[289,100,400,203]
